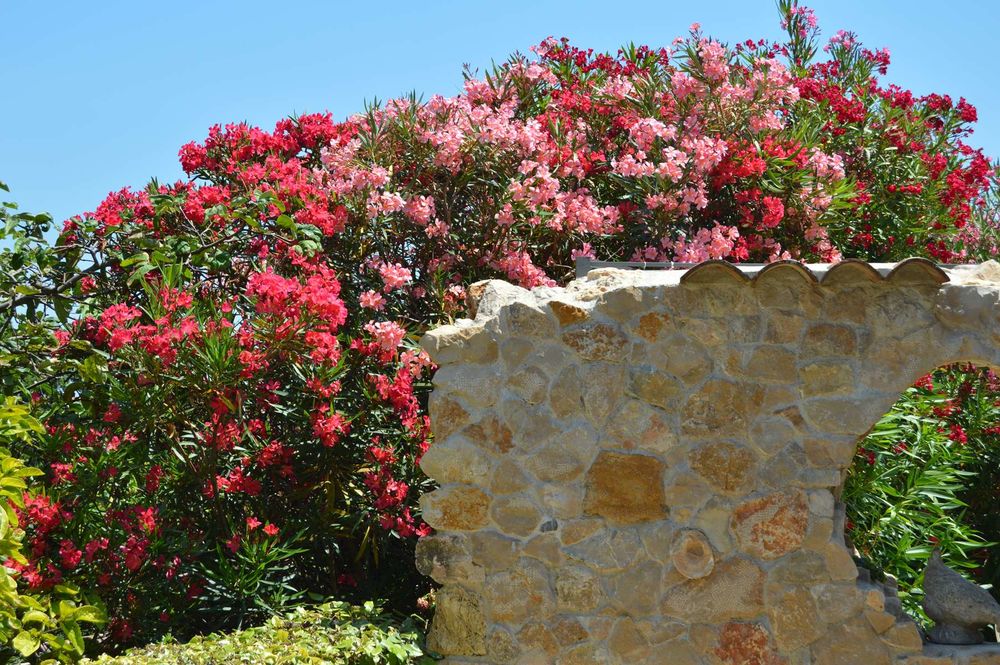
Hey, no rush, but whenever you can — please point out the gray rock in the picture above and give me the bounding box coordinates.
[923,549,1000,644]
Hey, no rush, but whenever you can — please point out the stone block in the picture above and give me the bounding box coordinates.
[583,451,667,525]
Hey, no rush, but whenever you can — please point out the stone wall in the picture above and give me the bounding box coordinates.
[416,259,1000,665]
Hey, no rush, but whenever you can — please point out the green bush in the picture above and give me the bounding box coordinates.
[83,602,433,665]
[845,364,999,622]
[0,400,106,663]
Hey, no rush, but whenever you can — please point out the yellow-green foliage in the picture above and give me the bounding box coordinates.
[0,399,106,663]
[84,602,434,665]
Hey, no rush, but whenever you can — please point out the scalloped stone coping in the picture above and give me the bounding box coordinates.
[417,259,1000,664]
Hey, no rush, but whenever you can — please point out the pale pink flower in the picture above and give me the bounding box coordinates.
[403,195,435,226]
[425,219,450,238]
[377,262,412,292]
[359,290,386,311]
[364,320,407,353]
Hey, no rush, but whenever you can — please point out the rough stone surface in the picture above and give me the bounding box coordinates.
[418,262,1000,664]
[671,528,715,580]
[583,451,667,525]
[731,490,809,560]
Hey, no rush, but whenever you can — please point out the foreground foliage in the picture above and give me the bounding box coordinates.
[0,402,106,663]
[82,602,432,665]
[0,0,997,654]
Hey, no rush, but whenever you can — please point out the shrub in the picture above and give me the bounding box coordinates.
[846,364,1000,621]
[82,601,432,665]
[0,399,105,663]
[0,0,995,648]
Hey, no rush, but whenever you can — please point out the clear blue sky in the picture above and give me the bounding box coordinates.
[1,0,997,226]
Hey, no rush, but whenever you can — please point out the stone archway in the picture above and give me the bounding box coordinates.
[416,259,1000,664]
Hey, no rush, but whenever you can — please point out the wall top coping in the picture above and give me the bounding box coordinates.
[572,257,1000,287]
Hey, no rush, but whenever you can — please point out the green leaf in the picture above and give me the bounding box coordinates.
[12,630,40,656]
[63,620,84,654]
[72,605,106,624]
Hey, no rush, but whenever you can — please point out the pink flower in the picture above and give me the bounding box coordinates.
[377,262,412,292]
[403,195,435,226]
[364,320,407,353]
[359,290,386,310]
[263,523,279,537]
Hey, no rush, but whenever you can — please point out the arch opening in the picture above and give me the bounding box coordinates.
[844,362,1000,635]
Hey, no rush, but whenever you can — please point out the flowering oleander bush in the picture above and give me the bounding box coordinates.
[0,0,998,653]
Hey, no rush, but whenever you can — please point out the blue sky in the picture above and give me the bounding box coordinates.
[1,0,996,226]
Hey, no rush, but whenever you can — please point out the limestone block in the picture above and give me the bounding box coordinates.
[596,285,647,321]
[462,415,514,454]
[433,363,502,408]
[556,565,605,613]
[750,416,799,458]
[628,365,684,411]
[421,438,492,485]
[559,518,603,546]
[517,622,559,659]
[562,323,630,362]
[421,485,492,531]
[671,529,715,580]
[688,442,758,495]
[649,334,714,385]
[694,499,735,554]
[427,585,487,656]
[583,451,667,525]
[822,541,859,581]
[548,365,583,419]
[415,533,483,587]
[803,322,857,356]
[765,311,806,343]
[484,559,555,625]
[800,360,855,397]
[420,320,498,365]
[428,395,472,441]
[605,558,663,616]
[490,495,543,538]
[580,363,626,425]
[606,399,679,454]
[490,458,531,495]
[548,299,590,326]
[503,300,557,338]
[661,557,765,622]
[662,470,713,509]
[731,490,809,560]
[608,617,651,662]
[633,311,672,341]
[551,616,589,647]
[468,530,521,571]
[743,345,799,383]
[712,622,786,665]
[811,618,892,665]
[523,533,563,567]
[768,586,824,651]
[881,621,924,653]
[802,397,891,437]
[507,365,550,405]
[682,379,763,438]
[565,528,643,572]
